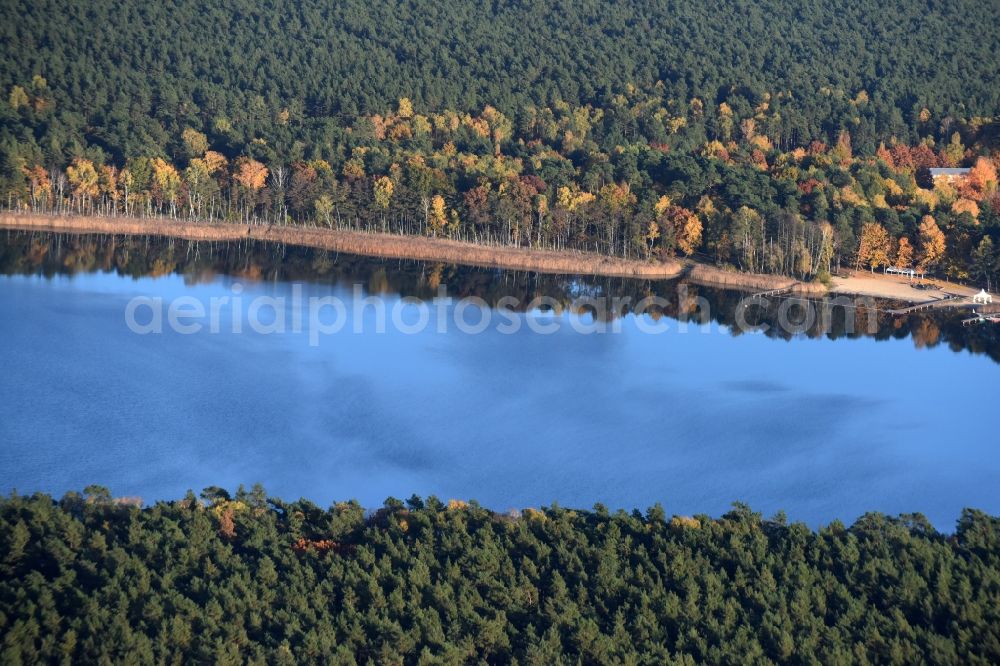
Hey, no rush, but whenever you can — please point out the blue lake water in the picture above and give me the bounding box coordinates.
[0,234,998,528]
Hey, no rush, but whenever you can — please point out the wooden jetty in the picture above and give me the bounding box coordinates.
[887,294,964,315]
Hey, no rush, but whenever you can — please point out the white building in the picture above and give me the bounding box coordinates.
[972,290,993,304]
[929,167,971,182]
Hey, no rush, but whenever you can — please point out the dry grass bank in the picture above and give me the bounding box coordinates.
[0,213,690,279]
[0,212,826,294]
[685,264,827,295]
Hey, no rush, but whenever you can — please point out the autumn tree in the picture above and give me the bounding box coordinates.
[218,507,236,539]
[952,198,980,220]
[183,157,220,218]
[118,168,135,215]
[596,183,636,254]
[428,195,447,236]
[717,102,734,141]
[855,222,891,272]
[8,85,28,110]
[644,220,660,258]
[314,195,334,227]
[831,130,853,165]
[959,157,997,202]
[181,127,209,159]
[463,185,491,228]
[917,215,946,273]
[234,157,268,192]
[374,176,394,210]
[285,163,319,217]
[99,165,119,205]
[397,97,414,119]
[482,105,513,156]
[941,132,965,166]
[202,151,228,176]
[674,208,703,256]
[22,165,50,209]
[66,158,99,211]
[814,221,835,279]
[233,157,269,218]
[150,158,182,216]
[895,236,914,269]
[653,195,702,257]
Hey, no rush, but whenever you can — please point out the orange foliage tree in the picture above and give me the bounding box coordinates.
[917,216,946,272]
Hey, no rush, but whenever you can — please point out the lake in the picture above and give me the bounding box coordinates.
[0,231,997,528]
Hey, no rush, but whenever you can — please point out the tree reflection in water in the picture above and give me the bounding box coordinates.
[1,230,996,362]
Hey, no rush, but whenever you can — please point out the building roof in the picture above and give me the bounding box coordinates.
[929,168,971,176]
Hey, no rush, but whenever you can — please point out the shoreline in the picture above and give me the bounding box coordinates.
[0,212,970,303]
[2,212,692,279]
[0,212,810,291]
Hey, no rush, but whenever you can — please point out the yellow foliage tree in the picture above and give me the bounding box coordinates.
[8,85,28,110]
[428,194,447,236]
[831,130,853,165]
[855,222,891,272]
[644,220,660,258]
[917,215,946,272]
[482,105,513,155]
[373,176,394,210]
[676,210,703,256]
[653,195,672,218]
[181,127,209,157]
[314,195,334,226]
[99,165,119,201]
[914,188,938,210]
[66,158,99,203]
[202,151,228,175]
[933,178,957,205]
[599,182,636,214]
[555,186,594,212]
[718,102,734,141]
[151,158,182,211]
[412,114,432,136]
[397,97,414,119]
[942,132,964,166]
[342,159,365,180]
[700,140,730,161]
[388,123,412,140]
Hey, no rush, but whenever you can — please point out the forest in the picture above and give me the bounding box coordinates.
[1,0,999,284]
[1,488,999,664]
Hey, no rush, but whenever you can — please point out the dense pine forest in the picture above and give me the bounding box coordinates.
[1,489,999,663]
[1,0,999,283]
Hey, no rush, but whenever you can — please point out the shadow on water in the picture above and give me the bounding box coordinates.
[2,229,998,363]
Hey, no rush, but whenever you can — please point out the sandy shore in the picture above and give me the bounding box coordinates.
[5,212,985,303]
[830,271,978,302]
